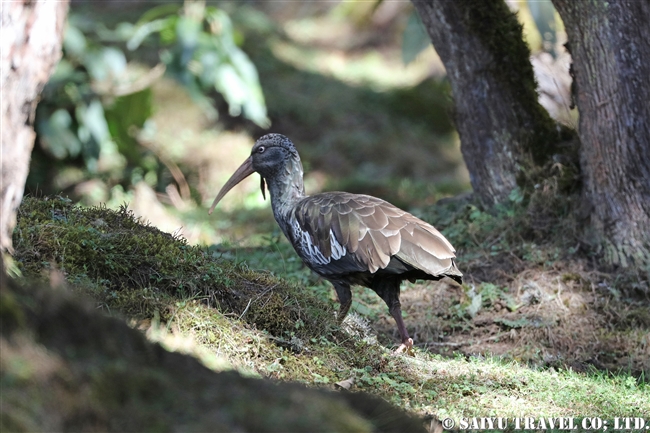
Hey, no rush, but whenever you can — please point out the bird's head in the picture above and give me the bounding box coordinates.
[250,133,299,178]
[208,134,300,214]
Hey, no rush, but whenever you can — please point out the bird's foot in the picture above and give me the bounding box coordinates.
[393,338,414,356]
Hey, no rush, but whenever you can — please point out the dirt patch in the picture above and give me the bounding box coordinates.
[368,260,649,377]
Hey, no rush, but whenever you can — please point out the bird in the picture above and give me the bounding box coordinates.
[209,134,462,353]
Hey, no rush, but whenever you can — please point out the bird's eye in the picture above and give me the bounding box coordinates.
[258,146,266,154]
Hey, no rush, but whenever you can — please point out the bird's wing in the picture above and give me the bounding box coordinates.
[294,192,457,275]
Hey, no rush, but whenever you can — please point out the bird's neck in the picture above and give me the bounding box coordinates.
[266,156,306,219]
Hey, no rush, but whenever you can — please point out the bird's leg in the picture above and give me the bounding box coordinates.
[389,302,414,354]
[372,277,414,354]
[332,282,352,323]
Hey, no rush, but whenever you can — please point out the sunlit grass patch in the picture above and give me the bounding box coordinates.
[402,354,648,419]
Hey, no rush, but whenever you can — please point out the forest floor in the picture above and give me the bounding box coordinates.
[7,196,648,432]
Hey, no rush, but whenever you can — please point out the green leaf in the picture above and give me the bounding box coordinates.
[75,99,115,172]
[38,109,82,159]
[105,88,153,164]
[127,18,168,51]
[353,301,374,317]
[135,3,182,26]
[508,187,524,204]
[83,47,126,82]
[206,8,237,50]
[215,64,246,116]
[466,287,482,318]
[176,16,201,50]
[77,99,111,145]
[63,24,87,58]
[401,10,431,65]
[198,50,221,85]
[494,317,530,329]
[226,49,269,127]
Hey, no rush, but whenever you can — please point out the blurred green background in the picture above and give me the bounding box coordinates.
[28,0,564,249]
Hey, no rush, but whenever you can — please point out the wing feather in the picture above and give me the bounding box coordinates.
[316,209,332,258]
[336,211,351,246]
[294,192,459,278]
[364,205,389,229]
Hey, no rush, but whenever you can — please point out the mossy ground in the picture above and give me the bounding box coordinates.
[7,196,649,431]
[12,197,335,364]
[1,261,422,433]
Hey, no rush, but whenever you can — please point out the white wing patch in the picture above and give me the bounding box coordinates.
[291,219,347,265]
[329,229,347,260]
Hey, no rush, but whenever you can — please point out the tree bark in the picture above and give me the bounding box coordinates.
[1,0,69,254]
[411,0,561,205]
[552,0,650,268]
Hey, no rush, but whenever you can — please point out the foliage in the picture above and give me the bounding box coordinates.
[420,184,581,269]
[126,1,269,126]
[14,1,650,424]
[401,9,431,65]
[228,15,465,208]
[32,1,267,201]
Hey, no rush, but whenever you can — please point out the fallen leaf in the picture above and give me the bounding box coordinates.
[335,376,355,390]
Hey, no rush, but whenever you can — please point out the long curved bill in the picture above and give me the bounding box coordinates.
[208,156,255,214]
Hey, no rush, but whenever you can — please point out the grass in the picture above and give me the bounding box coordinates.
[2,267,422,433]
[8,196,649,429]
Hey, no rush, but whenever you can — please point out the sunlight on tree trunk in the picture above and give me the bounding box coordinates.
[552,0,650,269]
[1,0,69,254]
[411,0,561,205]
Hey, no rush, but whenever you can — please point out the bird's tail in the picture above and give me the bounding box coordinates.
[446,259,463,284]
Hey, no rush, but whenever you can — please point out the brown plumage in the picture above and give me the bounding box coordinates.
[295,192,458,274]
[210,134,462,352]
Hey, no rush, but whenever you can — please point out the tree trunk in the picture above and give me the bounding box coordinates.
[552,0,650,268]
[1,0,69,254]
[411,0,561,205]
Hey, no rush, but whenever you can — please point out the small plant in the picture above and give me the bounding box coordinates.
[126,0,269,126]
[32,0,268,202]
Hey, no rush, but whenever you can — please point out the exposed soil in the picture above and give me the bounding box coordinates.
[369,258,649,377]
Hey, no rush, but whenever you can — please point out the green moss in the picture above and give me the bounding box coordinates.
[2,273,426,432]
[12,196,335,342]
[465,0,575,165]
[11,196,369,391]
